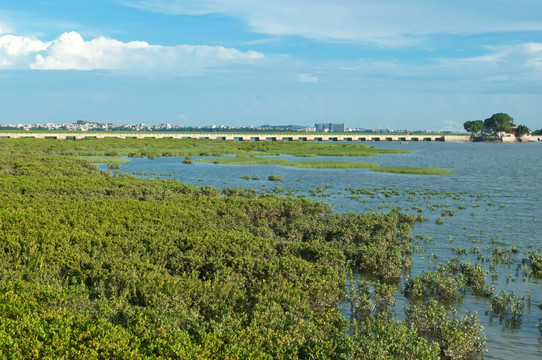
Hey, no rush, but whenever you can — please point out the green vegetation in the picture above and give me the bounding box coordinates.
[198,156,380,169]
[404,258,493,302]
[405,301,485,360]
[527,250,542,276]
[484,113,515,134]
[370,167,454,175]
[516,124,531,136]
[267,174,283,181]
[16,137,454,175]
[78,156,129,164]
[482,113,530,137]
[463,120,484,137]
[198,156,452,174]
[0,138,484,358]
[29,137,410,159]
[488,291,525,323]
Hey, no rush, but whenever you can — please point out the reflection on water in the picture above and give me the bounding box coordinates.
[116,141,542,360]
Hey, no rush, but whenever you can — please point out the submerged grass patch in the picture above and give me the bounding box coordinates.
[198,156,453,174]
[198,156,379,169]
[371,166,454,175]
[292,161,379,169]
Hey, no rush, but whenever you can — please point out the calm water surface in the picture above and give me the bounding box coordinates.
[116,141,542,359]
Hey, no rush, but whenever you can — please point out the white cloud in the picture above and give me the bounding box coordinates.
[439,43,542,81]
[0,34,49,68]
[0,34,48,56]
[123,0,542,46]
[0,20,15,35]
[296,73,318,83]
[0,31,263,73]
[338,42,542,83]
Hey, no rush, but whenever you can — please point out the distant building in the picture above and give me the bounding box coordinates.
[331,123,346,133]
[315,123,331,132]
[314,123,346,133]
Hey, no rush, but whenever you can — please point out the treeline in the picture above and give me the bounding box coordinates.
[463,113,531,137]
[0,139,484,359]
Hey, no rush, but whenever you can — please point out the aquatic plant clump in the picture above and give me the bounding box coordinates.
[267,174,283,181]
[404,258,494,303]
[405,300,486,360]
[527,251,542,277]
[197,156,379,169]
[370,166,454,175]
[488,290,525,322]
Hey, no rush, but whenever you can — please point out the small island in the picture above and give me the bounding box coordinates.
[464,113,537,142]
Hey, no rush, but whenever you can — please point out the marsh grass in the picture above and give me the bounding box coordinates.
[198,156,380,169]
[293,161,379,169]
[36,138,453,174]
[56,138,410,158]
[371,167,454,175]
[78,156,129,164]
[198,156,452,174]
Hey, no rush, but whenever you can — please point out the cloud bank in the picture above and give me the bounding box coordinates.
[0,31,264,73]
[123,0,542,45]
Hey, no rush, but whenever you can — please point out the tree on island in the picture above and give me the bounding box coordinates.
[516,124,531,136]
[483,113,515,135]
[463,120,484,137]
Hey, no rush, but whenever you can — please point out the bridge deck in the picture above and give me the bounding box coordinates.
[0,133,475,142]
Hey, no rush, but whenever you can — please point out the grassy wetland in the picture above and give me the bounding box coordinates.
[1,138,541,359]
[19,136,450,175]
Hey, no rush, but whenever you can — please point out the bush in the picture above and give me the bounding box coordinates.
[527,251,542,277]
[488,290,525,323]
[405,301,485,360]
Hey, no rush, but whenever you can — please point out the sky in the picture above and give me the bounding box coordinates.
[1,1,542,130]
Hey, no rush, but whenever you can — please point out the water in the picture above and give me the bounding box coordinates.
[114,141,542,359]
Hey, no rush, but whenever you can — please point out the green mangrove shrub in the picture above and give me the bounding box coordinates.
[405,301,485,360]
[404,271,464,302]
[488,290,525,323]
[527,251,542,277]
[0,138,481,359]
[403,258,493,302]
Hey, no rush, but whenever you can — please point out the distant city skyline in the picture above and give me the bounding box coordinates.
[1,1,542,130]
[0,119,458,134]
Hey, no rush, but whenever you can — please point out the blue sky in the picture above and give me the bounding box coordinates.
[1,0,542,130]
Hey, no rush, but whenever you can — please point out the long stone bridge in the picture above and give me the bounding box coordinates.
[0,132,474,142]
